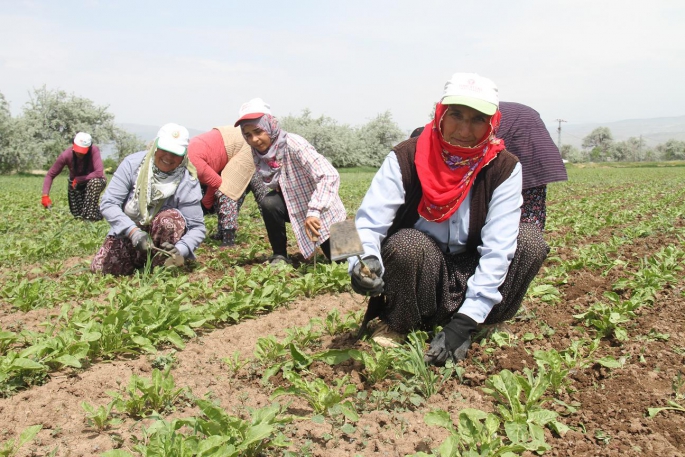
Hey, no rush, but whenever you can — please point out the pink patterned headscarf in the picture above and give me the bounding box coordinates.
[241,114,288,190]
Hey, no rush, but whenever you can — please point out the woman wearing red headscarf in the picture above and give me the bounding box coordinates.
[349,73,549,365]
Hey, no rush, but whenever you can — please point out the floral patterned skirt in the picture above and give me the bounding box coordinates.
[90,209,186,275]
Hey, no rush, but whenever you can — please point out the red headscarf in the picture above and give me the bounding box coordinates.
[415,102,505,222]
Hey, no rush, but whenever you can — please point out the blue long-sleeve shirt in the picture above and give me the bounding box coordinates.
[350,151,523,323]
[100,151,206,259]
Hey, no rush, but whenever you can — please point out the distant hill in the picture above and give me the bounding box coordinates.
[107,118,685,159]
[546,115,685,149]
[117,123,205,142]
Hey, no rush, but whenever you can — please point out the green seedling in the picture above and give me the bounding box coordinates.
[408,409,526,457]
[648,372,685,418]
[81,400,121,432]
[104,401,291,457]
[109,368,186,418]
[320,309,362,336]
[482,368,569,452]
[0,425,42,457]
[350,341,394,384]
[393,331,453,399]
[272,370,358,422]
[223,351,248,378]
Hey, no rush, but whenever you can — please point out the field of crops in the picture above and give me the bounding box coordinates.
[0,164,684,457]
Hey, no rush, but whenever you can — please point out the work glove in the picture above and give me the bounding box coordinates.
[351,255,384,296]
[424,313,478,366]
[161,242,184,267]
[129,228,152,253]
[41,195,52,209]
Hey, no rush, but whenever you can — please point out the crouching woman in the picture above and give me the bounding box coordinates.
[91,123,206,275]
[350,73,549,364]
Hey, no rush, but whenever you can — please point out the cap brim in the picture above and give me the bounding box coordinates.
[73,144,89,153]
[156,138,187,156]
[234,112,264,127]
[441,96,497,115]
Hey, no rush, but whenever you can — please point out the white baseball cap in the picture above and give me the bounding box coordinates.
[156,123,189,156]
[234,98,272,127]
[441,73,499,115]
[73,132,92,153]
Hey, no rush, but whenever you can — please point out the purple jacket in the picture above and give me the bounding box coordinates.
[42,145,105,195]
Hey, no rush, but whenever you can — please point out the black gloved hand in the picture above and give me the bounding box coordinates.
[129,229,152,253]
[161,242,184,267]
[350,255,384,296]
[424,313,478,366]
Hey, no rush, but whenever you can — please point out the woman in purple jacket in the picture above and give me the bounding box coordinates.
[41,132,107,221]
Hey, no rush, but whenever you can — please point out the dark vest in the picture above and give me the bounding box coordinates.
[388,137,519,251]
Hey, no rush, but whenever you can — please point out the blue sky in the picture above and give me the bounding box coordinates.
[1,0,683,133]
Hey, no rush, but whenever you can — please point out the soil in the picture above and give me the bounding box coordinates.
[1,232,684,456]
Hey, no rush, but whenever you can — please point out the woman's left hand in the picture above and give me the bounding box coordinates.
[304,216,321,241]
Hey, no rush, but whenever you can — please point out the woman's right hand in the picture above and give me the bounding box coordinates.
[41,195,52,209]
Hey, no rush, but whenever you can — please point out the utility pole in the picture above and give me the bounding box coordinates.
[555,119,567,150]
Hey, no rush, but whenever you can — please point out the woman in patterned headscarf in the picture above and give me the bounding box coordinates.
[91,123,206,275]
[349,73,549,365]
[235,98,346,265]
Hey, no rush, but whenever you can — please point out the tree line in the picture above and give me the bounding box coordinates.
[0,88,407,174]
[0,87,146,174]
[562,126,685,163]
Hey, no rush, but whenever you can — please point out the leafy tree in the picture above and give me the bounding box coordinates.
[560,144,585,163]
[17,85,116,167]
[582,127,613,161]
[0,87,142,173]
[281,109,361,168]
[111,126,147,164]
[612,137,646,162]
[655,139,685,161]
[356,111,405,167]
[281,109,405,168]
[0,92,20,173]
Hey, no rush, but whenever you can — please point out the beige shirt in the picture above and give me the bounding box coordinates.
[214,126,255,200]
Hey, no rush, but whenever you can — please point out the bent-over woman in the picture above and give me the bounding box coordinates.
[91,123,206,275]
[187,126,267,247]
[496,101,568,231]
[235,98,346,265]
[350,73,548,365]
[42,132,106,221]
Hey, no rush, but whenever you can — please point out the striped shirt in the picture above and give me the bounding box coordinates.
[273,133,346,258]
[497,102,568,189]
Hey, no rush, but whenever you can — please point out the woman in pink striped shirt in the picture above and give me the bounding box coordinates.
[235,98,346,265]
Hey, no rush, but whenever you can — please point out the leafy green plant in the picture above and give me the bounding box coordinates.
[223,351,248,378]
[104,401,291,457]
[0,425,42,457]
[648,372,685,418]
[271,370,358,422]
[482,368,568,452]
[318,308,361,336]
[409,409,525,457]
[350,341,394,384]
[573,292,642,341]
[109,368,186,418]
[81,400,121,432]
[393,331,453,399]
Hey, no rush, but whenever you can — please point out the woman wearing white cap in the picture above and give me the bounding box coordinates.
[41,132,106,220]
[349,73,549,364]
[91,123,206,275]
[235,99,346,265]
